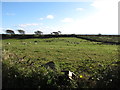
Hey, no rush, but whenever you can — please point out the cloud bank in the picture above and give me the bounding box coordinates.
[62,0,118,34]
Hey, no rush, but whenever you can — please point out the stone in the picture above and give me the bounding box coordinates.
[43,61,56,70]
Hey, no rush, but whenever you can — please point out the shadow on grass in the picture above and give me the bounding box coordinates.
[95,63,120,88]
[2,61,120,89]
[2,62,57,89]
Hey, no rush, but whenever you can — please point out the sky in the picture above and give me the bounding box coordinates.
[1,0,119,34]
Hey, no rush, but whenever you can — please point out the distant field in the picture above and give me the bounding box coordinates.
[77,35,120,44]
[2,37,120,88]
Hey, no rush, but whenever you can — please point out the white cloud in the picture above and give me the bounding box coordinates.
[62,0,118,34]
[46,15,54,19]
[76,8,84,11]
[18,23,39,27]
[39,18,44,20]
[61,18,74,23]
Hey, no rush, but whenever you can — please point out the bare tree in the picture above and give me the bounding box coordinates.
[51,31,61,35]
[34,31,43,35]
[18,30,25,34]
[51,32,59,35]
[6,30,15,34]
[58,31,61,34]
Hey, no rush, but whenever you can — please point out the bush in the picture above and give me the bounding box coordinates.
[95,63,120,88]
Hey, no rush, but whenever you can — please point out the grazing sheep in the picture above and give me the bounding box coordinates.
[76,42,80,44]
[74,42,80,44]
[22,42,27,45]
[6,43,10,45]
[19,56,26,61]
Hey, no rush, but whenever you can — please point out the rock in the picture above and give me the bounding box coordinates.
[43,61,56,71]
[34,41,38,42]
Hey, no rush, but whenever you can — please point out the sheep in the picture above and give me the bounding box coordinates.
[22,42,27,45]
[74,42,80,44]
[6,42,10,45]
[75,42,80,44]
[35,43,37,44]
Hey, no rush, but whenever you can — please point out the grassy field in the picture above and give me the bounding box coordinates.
[77,35,120,44]
[2,37,120,88]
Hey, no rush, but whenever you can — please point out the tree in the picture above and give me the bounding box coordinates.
[58,31,61,34]
[34,31,43,35]
[51,31,61,35]
[98,33,102,36]
[17,30,25,34]
[51,32,59,35]
[6,30,15,34]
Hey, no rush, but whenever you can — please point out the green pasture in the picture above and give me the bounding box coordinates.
[2,37,120,88]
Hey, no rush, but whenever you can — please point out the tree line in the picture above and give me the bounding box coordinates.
[5,29,61,35]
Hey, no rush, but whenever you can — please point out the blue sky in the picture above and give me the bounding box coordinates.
[1,0,118,34]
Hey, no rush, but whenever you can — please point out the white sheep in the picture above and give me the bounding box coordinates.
[7,42,10,45]
[22,42,27,45]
